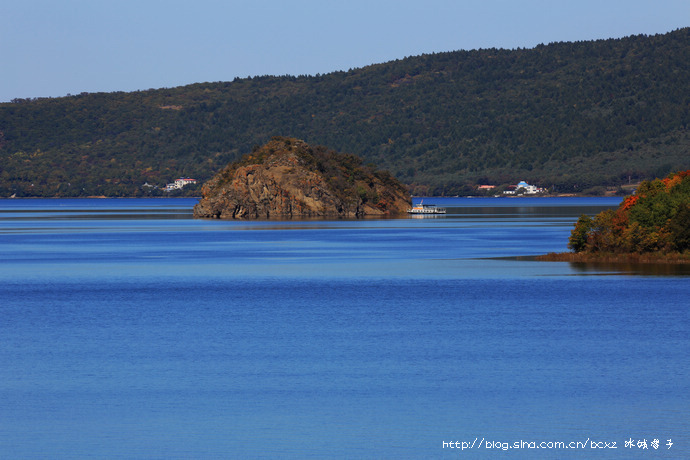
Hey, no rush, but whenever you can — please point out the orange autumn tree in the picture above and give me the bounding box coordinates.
[568,170,690,254]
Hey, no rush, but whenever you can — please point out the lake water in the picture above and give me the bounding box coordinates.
[0,197,687,458]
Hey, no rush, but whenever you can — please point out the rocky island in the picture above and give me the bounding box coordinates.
[193,137,411,219]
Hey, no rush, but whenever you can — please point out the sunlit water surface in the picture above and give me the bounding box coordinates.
[0,197,687,458]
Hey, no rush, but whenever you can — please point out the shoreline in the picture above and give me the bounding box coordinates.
[1,196,202,199]
[535,252,690,265]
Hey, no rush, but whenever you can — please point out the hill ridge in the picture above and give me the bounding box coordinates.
[1,28,689,197]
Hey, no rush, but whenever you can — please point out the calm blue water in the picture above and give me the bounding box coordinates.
[0,197,688,458]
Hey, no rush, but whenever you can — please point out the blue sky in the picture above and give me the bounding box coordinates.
[1,0,688,102]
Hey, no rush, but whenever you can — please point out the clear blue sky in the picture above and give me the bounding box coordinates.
[1,0,688,102]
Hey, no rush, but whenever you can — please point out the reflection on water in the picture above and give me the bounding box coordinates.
[568,261,690,276]
[0,198,196,221]
[3,196,686,279]
[1,196,688,458]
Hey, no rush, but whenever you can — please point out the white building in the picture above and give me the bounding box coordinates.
[165,178,197,191]
[504,180,543,195]
[174,178,197,188]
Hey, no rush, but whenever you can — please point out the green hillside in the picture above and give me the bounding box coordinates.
[1,28,689,197]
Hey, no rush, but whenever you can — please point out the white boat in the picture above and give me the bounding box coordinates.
[407,201,446,214]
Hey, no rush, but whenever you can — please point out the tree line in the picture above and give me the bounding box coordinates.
[1,28,689,197]
[569,170,690,254]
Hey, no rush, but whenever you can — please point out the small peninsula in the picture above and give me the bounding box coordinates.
[539,170,690,263]
[193,137,411,219]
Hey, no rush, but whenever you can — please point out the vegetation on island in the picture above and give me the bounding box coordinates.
[540,170,690,263]
[208,136,407,208]
[1,28,690,197]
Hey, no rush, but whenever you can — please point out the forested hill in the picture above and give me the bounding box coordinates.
[1,28,689,197]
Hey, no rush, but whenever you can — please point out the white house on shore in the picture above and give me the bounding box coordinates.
[165,178,197,192]
[503,180,543,195]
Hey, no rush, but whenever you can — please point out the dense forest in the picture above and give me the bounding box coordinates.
[566,170,690,256]
[1,28,689,197]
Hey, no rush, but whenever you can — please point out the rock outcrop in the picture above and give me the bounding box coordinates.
[193,137,411,219]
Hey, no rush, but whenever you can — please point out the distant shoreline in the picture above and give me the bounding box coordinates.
[2,196,201,199]
[536,252,690,264]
